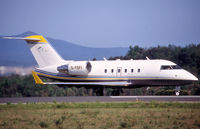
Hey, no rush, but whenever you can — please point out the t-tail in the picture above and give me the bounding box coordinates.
[4,35,64,67]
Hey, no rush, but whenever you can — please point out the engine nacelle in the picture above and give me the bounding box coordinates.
[57,61,92,76]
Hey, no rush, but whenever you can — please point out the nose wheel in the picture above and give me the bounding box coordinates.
[175,86,180,96]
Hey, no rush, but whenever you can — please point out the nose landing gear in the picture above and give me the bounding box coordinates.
[175,86,180,96]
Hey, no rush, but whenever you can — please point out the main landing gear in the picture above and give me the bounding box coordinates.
[94,88,105,96]
[111,89,123,96]
[93,88,123,96]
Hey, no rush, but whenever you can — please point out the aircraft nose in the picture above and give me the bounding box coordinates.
[185,71,198,81]
[191,75,198,81]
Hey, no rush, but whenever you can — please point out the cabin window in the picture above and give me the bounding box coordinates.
[118,69,121,73]
[105,69,107,73]
[124,69,127,73]
[111,69,114,73]
[138,69,140,73]
[131,69,134,73]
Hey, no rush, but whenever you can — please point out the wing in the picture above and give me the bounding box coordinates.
[43,81,131,86]
[32,71,131,86]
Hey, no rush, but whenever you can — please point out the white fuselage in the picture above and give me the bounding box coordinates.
[35,59,198,87]
[4,35,198,87]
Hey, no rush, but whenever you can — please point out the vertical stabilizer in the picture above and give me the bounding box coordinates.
[3,35,64,67]
[24,35,63,67]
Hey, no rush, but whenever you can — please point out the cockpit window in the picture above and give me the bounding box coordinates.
[171,65,182,69]
[160,65,182,70]
[161,65,172,70]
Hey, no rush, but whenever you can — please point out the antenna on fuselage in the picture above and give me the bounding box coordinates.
[146,57,150,60]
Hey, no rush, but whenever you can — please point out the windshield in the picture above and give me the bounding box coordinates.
[160,65,182,70]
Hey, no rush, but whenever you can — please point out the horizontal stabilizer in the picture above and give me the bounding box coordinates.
[3,35,48,43]
[3,37,41,41]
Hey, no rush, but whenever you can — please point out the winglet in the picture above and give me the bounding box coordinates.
[32,71,44,84]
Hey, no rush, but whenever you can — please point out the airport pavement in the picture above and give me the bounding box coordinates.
[0,96,200,103]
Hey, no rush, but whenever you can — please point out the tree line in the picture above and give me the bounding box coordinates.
[0,44,200,97]
[110,44,200,78]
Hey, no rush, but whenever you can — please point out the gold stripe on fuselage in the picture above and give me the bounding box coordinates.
[36,72,179,81]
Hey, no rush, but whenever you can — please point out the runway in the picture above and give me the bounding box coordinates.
[0,96,200,103]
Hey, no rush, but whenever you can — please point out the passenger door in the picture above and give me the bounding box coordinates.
[116,67,122,77]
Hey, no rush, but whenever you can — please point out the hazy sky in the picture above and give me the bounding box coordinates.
[0,0,200,47]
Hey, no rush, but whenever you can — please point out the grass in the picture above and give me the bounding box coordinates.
[39,121,48,128]
[0,102,199,129]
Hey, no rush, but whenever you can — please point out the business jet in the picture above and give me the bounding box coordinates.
[4,35,198,96]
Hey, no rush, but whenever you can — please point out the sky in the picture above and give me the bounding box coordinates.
[0,0,200,47]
